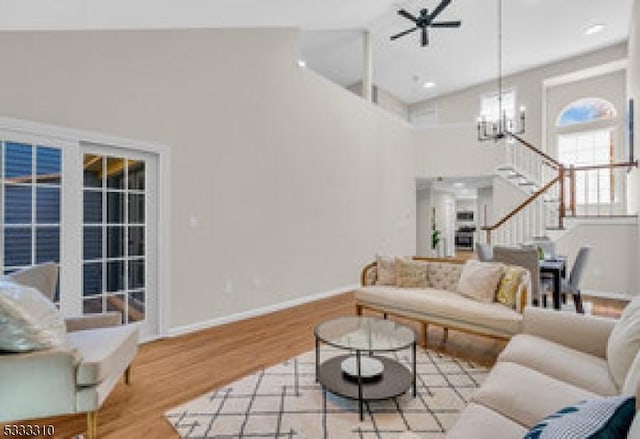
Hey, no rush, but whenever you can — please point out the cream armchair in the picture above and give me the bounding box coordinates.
[0,263,139,438]
[0,312,138,439]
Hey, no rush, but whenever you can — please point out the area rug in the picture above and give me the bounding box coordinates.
[165,347,489,438]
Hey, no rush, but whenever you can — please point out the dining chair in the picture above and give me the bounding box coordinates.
[475,242,493,262]
[560,246,591,314]
[493,246,540,306]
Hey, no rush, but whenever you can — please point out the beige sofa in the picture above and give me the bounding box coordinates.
[355,257,530,342]
[447,304,640,438]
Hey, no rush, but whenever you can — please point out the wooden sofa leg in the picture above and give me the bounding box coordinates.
[421,322,428,347]
[383,312,388,320]
[125,365,132,385]
[87,411,97,439]
[355,304,363,316]
[443,328,449,343]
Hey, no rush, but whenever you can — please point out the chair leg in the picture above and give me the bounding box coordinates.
[442,328,449,343]
[421,322,428,347]
[355,304,363,316]
[87,411,97,439]
[125,365,132,385]
[574,291,584,314]
[383,312,388,320]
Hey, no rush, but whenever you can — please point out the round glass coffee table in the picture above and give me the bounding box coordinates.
[314,316,416,420]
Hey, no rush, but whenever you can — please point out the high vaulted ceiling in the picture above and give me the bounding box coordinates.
[0,0,634,104]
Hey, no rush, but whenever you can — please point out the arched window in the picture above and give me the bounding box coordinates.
[557,97,617,127]
[556,98,618,205]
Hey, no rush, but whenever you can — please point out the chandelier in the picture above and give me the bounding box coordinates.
[477,0,525,142]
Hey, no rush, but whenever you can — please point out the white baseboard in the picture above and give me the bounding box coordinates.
[167,284,359,338]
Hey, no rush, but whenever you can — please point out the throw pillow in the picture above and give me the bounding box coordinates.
[456,260,505,303]
[0,279,66,352]
[524,395,636,439]
[375,255,397,286]
[607,296,640,388]
[395,258,428,288]
[6,262,59,301]
[427,262,463,292]
[495,266,528,309]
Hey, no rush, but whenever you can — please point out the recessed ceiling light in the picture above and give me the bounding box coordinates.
[584,24,605,35]
[297,59,307,68]
[453,182,465,188]
[423,81,436,89]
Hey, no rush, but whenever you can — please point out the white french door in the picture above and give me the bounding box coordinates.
[0,123,162,340]
[80,143,158,339]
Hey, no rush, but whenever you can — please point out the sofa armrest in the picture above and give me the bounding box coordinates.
[0,349,78,421]
[65,312,122,332]
[523,306,616,358]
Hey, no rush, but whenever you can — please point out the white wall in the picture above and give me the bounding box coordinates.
[0,29,416,330]
[555,222,638,296]
[347,82,409,121]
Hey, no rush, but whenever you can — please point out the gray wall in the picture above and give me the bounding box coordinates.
[0,29,416,330]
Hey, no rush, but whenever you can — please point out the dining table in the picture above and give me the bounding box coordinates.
[539,256,567,310]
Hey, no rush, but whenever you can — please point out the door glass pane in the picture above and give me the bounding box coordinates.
[4,228,31,266]
[107,226,124,258]
[128,226,145,256]
[83,296,103,314]
[128,259,145,289]
[36,146,61,184]
[106,260,124,292]
[107,192,124,223]
[5,142,33,181]
[83,154,103,188]
[36,187,60,223]
[106,294,126,324]
[84,190,102,223]
[36,227,60,263]
[83,226,102,260]
[128,290,145,322]
[106,157,125,189]
[128,161,145,190]
[5,185,32,223]
[83,262,103,295]
[128,194,145,223]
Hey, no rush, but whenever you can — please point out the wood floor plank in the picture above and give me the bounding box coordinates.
[7,292,627,438]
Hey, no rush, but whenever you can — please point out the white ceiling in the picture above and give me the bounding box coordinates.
[0,0,634,104]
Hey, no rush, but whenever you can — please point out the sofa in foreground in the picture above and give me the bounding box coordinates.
[447,303,640,437]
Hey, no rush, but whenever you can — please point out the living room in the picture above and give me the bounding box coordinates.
[0,0,639,437]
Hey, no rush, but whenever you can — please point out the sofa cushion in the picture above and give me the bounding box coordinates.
[471,362,598,428]
[607,297,640,389]
[427,262,463,292]
[0,279,66,352]
[523,395,636,439]
[623,350,640,396]
[498,334,618,396]
[446,402,528,439]
[457,260,506,303]
[395,258,428,288]
[66,324,138,386]
[355,286,522,335]
[495,266,527,309]
[375,255,396,286]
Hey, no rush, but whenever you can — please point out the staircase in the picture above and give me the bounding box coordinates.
[484,134,637,246]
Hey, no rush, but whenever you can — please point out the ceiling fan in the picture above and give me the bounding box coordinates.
[390,0,461,47]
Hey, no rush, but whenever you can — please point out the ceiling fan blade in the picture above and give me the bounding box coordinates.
[421,28,429,46]
[430,21,462,28]
[390,27,419,40]
[397,9,418,22]
[428,0,451,22]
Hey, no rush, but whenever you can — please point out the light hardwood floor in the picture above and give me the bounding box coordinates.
[17,292,627,438]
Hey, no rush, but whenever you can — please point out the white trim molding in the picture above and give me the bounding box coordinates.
[168,285,358,338]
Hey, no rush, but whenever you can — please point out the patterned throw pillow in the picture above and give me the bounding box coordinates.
[495,266,527,309]
[427,262,463,292]
[375,255,398,286]
[395,258,428,288]
[524,396,636,439]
